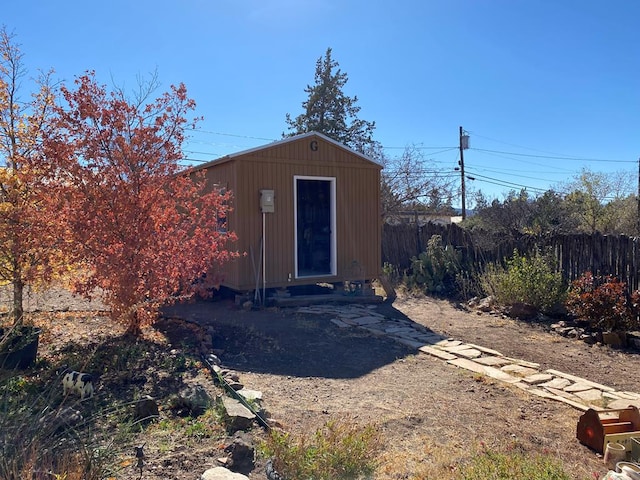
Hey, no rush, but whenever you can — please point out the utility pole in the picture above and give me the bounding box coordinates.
[637,157,640,235]
[458,126,469,220]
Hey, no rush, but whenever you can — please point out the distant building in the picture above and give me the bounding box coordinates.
[386,211,463,227]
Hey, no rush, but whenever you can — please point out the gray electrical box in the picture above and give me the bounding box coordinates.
[260,189,275,213]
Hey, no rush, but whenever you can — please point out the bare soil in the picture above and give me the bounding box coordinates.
[5,287,640,479]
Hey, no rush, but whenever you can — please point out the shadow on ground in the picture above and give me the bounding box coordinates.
[162,298,423,379]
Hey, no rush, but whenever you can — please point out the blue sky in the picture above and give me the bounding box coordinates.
[4,0,639,205]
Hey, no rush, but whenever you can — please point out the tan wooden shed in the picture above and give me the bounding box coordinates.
[193,131,382,293]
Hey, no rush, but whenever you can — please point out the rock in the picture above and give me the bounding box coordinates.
[39,406,83,433]
[227,381,245,391]
[476,296,494,312]
[557,327,576,337]
[176,384,212,416]
[206,353,222,366]
[506,302,538,320]
[237,389,262,402]
[224,371,241,382]
[535,313,552,323]
[602,331,627,347]
[627,331,640,350]
[265,459,286,480]
[201,467,249,480]
[566,328,581,338]
[224,431,255,474]
[220,396,256,432]
[134,395,159,422]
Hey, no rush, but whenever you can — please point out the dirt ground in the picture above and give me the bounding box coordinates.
[165,292,640,479]
[5,287,640,479]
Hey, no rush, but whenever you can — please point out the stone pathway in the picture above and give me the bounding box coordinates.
[298,303,640,412]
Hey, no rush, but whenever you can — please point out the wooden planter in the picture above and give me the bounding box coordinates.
[577,406,640,454]
[0,326,41,369]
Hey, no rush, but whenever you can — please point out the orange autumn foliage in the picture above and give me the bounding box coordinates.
[0,28,68,322]
[43,72,238,335]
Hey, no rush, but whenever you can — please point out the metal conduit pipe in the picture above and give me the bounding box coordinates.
[201,354,270,430]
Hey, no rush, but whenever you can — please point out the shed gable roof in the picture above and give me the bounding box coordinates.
[192,131,382,171]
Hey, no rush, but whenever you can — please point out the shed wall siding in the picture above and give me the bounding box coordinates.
[201,135,381,291]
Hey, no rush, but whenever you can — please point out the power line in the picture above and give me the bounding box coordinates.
[467,167,570,185]
[471,148,634,164]
[186,128,276,142]
[382,145,457,150]
[464,172,549,194]
[467,130,586,157]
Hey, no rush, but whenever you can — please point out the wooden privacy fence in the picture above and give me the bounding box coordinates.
[382,223,640,291]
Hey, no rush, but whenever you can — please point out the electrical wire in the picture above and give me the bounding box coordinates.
[462,172,549,194]
[186,128,275,142]
[471,148,634,164]
[177,129,637,197]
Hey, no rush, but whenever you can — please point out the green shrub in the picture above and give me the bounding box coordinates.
[480,248,566,313]
[566,272,640,331]
[459,444,571,480]
[261,418,382,480]
[406,235,465,297]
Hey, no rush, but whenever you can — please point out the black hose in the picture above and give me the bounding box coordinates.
[201,354,271,430]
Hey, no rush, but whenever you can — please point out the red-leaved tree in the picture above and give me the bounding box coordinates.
[43,72,237,335]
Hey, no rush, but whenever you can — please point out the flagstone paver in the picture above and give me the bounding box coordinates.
[618,392,640,400]
[564,383,595,393]
[465,343,504,356]
[545,369,616,392]
[500,364,540,377]
[453,348,483,359]
[574,389,606,402]
[298,303,640,411]
[540,378,572,389]
[522,373,555,385]
[418,345,457,361]
[474,356,512,367]
[330,318,351,328]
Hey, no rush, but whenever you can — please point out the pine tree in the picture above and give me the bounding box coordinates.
[284,48,376,153]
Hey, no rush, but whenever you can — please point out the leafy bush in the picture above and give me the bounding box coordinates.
[406,235,465,297]
[261,418,382,480]
[566,272,640,331]
[480,249,566,313]
[459,444,571,480]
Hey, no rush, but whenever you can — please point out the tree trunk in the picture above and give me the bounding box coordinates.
[12,277,24,324]
[124,311,143,337]
[10,251,24,323]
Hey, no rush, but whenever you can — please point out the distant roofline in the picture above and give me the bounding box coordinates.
[190,131,382,171]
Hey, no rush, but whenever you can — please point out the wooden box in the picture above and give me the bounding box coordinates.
[577,406,640,454]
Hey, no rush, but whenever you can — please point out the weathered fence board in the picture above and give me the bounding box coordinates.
[382,223,640,291]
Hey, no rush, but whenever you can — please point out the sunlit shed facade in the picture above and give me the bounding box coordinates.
[192,132,382,292]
